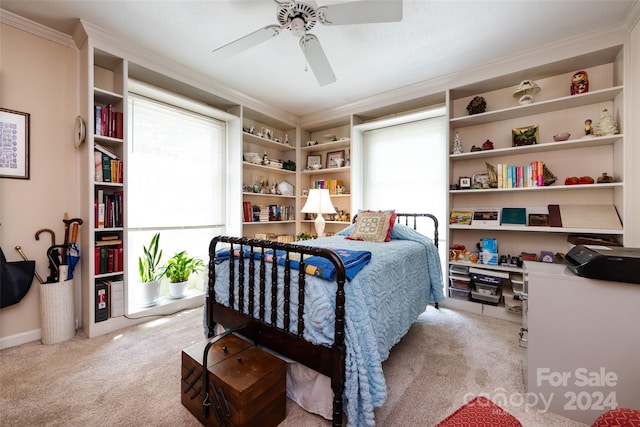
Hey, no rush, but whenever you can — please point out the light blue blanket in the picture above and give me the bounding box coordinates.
[212,224,444,426]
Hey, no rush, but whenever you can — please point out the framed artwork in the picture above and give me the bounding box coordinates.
[458,176,471,189]
[449,210,473,225]
[307,154,322,169]
[473,208,500,225]
[512,124,539,147]
[326,150,345,169]
[529,213,550,226]
[0,108,30,179]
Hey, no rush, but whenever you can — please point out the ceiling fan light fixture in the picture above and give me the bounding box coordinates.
[290,17,306,37]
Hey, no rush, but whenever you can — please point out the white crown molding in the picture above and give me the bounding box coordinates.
[623,0,640,31]
[77,20,298,126]
[300,23,630,125]
[0,8,76,49]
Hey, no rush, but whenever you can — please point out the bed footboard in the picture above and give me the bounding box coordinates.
[207,236,348,427]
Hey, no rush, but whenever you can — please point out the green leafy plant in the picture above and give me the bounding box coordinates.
[164,250,204,283]
[296,232,314,241]
[138,233,164,283]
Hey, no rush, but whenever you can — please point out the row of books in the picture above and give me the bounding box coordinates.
[311,179,344,195]
[94,143,123,183]
[95,104,124,139]
[95,190,124,228]
[243,201,295,222]
[254,233,296,243]
[95,279,124,322]
[495,161,545,188]
[94,244,124,275]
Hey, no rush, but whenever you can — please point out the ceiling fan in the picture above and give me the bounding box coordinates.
[211,0,403,86]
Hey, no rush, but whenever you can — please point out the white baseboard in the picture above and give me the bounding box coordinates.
[0,328,41,350]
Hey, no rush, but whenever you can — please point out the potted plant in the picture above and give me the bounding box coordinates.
[137,233,164,306]
[164,250,204,298]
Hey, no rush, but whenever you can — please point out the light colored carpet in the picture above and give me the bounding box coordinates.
[0,305,588,426]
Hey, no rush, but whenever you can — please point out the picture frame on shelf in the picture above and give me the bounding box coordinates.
[459,176,471,189]
[449,209,473,225]
[307,155,322,169]
[528,213,550,226]
[326,150,345,168]
[473,208,500,225]
[512,124,539,147]
[0,108,30,179]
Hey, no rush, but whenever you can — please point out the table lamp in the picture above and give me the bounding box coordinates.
[301,189,335,238]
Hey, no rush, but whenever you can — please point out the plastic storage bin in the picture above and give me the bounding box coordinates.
[449,288,470,300]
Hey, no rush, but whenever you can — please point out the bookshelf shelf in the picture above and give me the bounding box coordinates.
[447,46,626,317]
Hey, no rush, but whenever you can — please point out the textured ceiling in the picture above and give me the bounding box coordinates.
[1,0,638,117]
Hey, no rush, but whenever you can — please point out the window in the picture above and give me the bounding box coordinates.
[360,109,448,270]
[126,83,227,301]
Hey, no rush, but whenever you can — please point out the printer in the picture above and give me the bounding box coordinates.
[565,245,640,284]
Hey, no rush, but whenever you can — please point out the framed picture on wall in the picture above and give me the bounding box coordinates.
[0,108,30,179]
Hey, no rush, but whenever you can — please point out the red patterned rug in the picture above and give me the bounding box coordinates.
[436,396,522,427]
[591,408,640,426]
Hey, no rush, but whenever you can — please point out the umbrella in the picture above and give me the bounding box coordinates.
[1,247,35,308]
[35,228,58,284]
[65,220,83,280]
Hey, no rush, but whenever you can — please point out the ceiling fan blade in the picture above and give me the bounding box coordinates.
[299,34,336,86]
[212,25,281,58]
[320,0,402,25]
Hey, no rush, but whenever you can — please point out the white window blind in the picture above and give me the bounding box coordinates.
[363,114,447,251]
[126,89,226,295]
[127,93,225,228]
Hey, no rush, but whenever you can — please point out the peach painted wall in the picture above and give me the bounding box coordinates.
[0,22,81,346]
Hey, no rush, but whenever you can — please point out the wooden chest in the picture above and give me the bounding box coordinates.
[181,333,286,427]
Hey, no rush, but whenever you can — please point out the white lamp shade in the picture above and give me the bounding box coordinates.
[301,189,335,238]
[301,189,335,214]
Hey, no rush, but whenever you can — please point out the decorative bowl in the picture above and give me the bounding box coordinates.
[553,133,571,141]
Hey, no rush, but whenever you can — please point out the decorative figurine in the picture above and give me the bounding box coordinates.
[594,109,618,136]
[482,139,494,150]
[466,96,487,115]
[513,80,541,105]
[584,119,594,137]
[597,172,614,184]
[571,70,589,95]
[452,132,463,154]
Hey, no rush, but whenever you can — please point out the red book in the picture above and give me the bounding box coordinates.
[243,201,252,222]
[115,112,124,139]
[117,244,124,272]
[95,247,101,275]
[106,104,113,137]
[117,160,123,183]
[107,248,115,273]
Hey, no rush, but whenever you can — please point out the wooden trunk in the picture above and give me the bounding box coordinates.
[181,333,286,427]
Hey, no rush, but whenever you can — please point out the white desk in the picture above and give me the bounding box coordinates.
[525,261,640,425]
